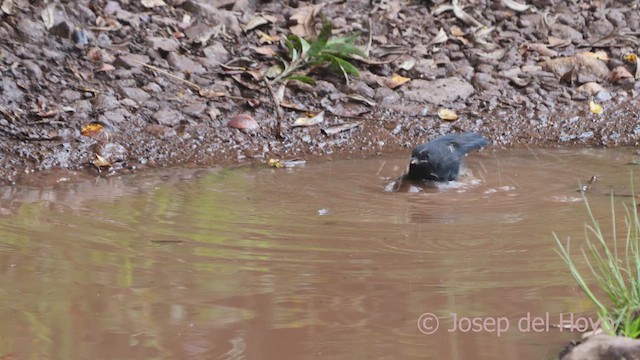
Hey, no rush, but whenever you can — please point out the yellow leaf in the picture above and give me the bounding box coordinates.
[438,108,458,121]
[81,123,103,137]
[258,31,280,44]
[384,73,411,89]
[589,101,603,114]
[624,53,637,63]
[268,158,283,168]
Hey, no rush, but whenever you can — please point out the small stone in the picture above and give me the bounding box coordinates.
[147,36,180,52]
[114,54,150,69]
[144,124,177,138]
[153,109,184,127]
[166,52,206,74]
[92,94,120,110]
[118,87,151,102]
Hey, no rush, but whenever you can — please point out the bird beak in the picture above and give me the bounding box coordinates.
[410,157,426,165]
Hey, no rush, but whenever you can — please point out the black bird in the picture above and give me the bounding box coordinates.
[405,133,488,182]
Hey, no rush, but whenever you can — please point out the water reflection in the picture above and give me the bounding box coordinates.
[0,148,637,359]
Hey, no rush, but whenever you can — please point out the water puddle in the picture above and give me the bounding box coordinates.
[0,148,639,359]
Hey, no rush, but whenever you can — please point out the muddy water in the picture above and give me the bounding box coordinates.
[0,148,638,359]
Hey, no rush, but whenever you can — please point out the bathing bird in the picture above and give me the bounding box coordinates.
[405,133,488,182]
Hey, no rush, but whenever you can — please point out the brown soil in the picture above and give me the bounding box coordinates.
[1,0,639,185]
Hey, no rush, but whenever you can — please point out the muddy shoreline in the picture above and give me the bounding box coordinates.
[1,0,640,186]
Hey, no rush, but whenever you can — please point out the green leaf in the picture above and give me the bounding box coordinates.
[308,18,332,58]
[284,74,316,85]
[323,42,366,58]
[320,54,360,77]
[299,37,311,56]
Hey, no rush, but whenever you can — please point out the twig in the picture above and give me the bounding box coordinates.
[263,79,286,139]
[132,59,201,92]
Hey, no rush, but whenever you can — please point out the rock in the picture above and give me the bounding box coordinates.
[183,101,207,116]
[114,54,150,68]
[166,52,206,74]
[1,78,25,103]
[60,90,83,101]
[118,87,151,103]
[153,109,184,127]
[92,94,120,110]
[402,77,475,104]
[551,23,584,42]
[374,87,401,106]
[147,36,180,53]
[49,21,74,38]
[144,124,177,138]
[99,142,128,162]
[202,43,231,64]
[560,335,640,360]
[182,1,242,35]
[587,18,614,38]
[16,19,46,42]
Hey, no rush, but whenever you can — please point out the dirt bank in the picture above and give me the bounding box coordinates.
[1,0,639,185]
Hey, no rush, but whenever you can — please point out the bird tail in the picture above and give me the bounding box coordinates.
[452,133,489,153]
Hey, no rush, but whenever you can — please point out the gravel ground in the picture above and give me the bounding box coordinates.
[1,0,640,185]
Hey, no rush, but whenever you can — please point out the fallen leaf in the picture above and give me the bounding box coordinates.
[577,82,604,96]
[610,66,633,82]
[382,73,411,89]
[1,0,15,15]
[427,28,448,46]
[582,51,608,61]
[245,16,271,32]
[257,31,279,44]
[589,101,603,115]
[228,114,259,130]
[501,0,534,12]
[452,0,483,27]
[322,122,361,135]
[346,93,377,106]
[141,0,166,7]
[520,43,557,57]
[96,63,115,72]
[289,3,325,38]
[450,26,465,37]
[94,153,111,168]
[268,158,284,168]
[438,108,459,121]
[624,53,637,63]
[81,123,104,137]
[547,36,571,48]
[292,111,324,127]
[41,3,56,30]
[398,57,416,71]
[268,158,307,168]
[253,45,276,57]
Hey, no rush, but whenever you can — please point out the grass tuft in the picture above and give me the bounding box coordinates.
[554,182,640,338]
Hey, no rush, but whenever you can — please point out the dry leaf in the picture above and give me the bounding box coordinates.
[450,26,465,37]
[322,122,361,135]
[501,0,534,12]
[1,0,15,15]
[582,51,608,61]
[228,114,259,130]
[452,0,483,27]
[41,3,56,30]
[382,73,410,89]
[94,153,111,168]
[245,16,271,32]
[547,36,571,48]
[589,101,603,115]
[257,31,279,44]
[141,0,166,8]
[268,158,284,168]
[253,46,276,57]
[292,111,324,127]
[96,63,115,72]
[428,28,448,46]
[609,66,633,82]
[289,3,325,38]
[438,108,459,121]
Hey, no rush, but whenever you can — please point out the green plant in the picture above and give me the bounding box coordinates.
[554,187,640,338]
[271,16,365,85]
